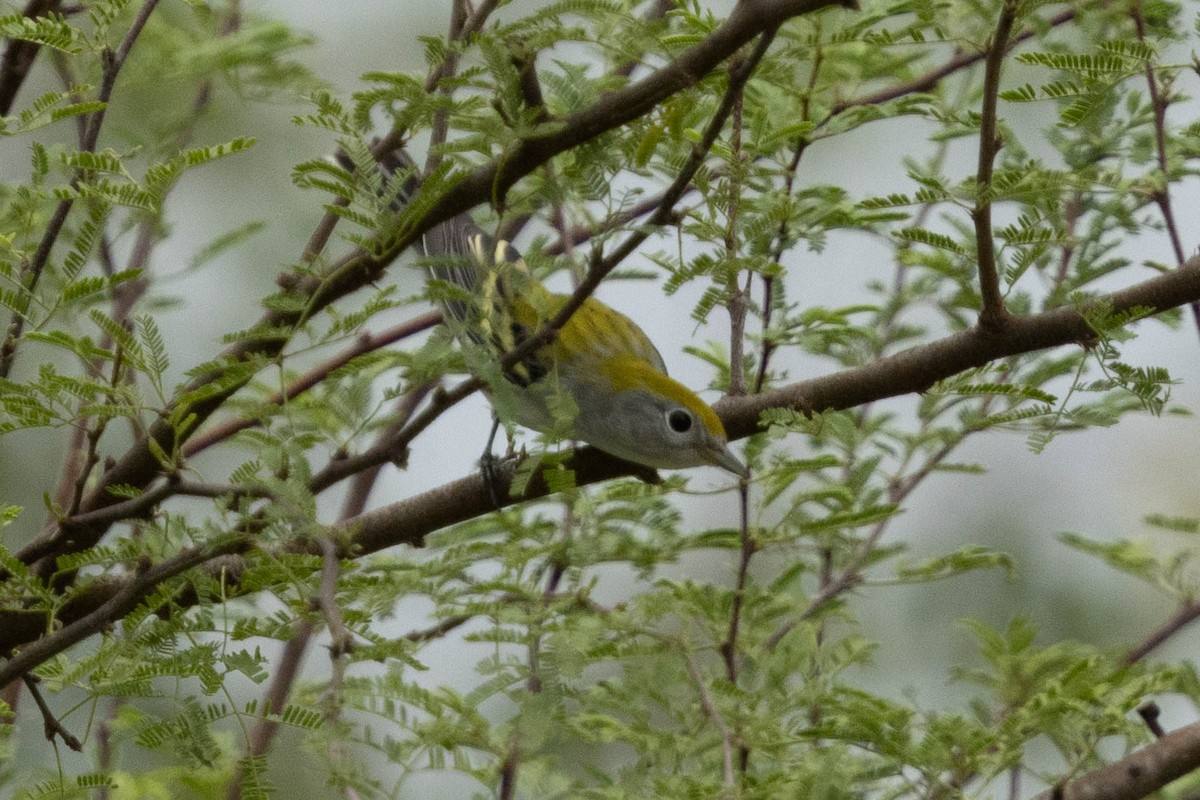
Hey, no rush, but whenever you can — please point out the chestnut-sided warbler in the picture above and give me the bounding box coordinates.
[401,157,746,477]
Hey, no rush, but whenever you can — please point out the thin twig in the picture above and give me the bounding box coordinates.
[316,537,353,658]
[543,190,686,257]
[225,619,315,800]
[64,345,123,516]
[95,696,119,800]
[399,615,471,643]
[22,674,82,751]
[722,481,753,776]
[683,653,736,791]
[183,313,439,458]
[1123,599,1200,667]
[971,0,1016,328]
[725,86,748,397]
[1130,1,1200,339]
[307,380,470,494]
[337,382,438,517]
[754,27,827,394]
[829,7,1076,115]
[721,482,754,680]
[34,479,267,569]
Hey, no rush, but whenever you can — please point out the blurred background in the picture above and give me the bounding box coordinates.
[2,1,1199,795]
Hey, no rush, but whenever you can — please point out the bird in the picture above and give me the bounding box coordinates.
[389,150,747,478]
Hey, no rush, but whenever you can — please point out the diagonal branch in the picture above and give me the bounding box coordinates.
[182,312,439,458]
[0,541,235,688]
[1122,599,1200,667]
[1031,720,1200,800]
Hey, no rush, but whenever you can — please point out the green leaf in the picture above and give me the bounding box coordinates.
[1058,532,1158,582]
[1144,515,1200,535]
[893,227,967,255]
[896,546,1014,582]
[0,12,81,53]
[0,505,20,529]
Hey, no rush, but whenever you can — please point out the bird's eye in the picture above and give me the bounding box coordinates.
[667,409,693,433]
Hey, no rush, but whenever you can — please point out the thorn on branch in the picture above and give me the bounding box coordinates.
[1138,702,1165,738]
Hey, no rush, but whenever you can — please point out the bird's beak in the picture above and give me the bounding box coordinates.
[707,442,749,479]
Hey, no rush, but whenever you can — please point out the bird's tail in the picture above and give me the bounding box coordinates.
[358,148,539,371]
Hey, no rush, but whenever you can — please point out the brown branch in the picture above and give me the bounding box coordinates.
[1122,599,1200,667]
[60,350,121,517]
[755,66,818,392]
[684,653,736,790]
[0,543,231,688]
[1031,720,1200,800]
[21,480,266,572]
[338,382,438,517]
[1130,1,1200,339]
[498,743,520,800]
[316,538,353,658]
[307,377,480,495]
[971,0,1016,328]
[725,86,748,397]
[95,697,118,800]
[225,619,315,800]
[399,614,471,644]
[720,482,752,776]
[542,189,687,257]
[721,483,753,681]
